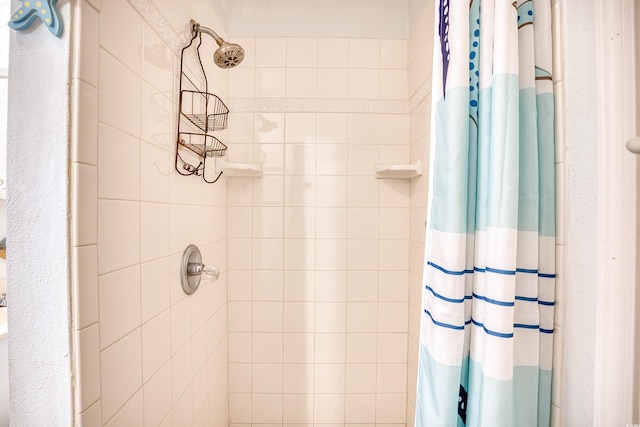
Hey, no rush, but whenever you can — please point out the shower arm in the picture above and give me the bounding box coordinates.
[191,20,224,46]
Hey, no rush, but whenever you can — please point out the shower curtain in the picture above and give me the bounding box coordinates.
[415,1,556,426]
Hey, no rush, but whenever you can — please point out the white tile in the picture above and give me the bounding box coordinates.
[252,269,283,301]
[316,144,348,175]
[99,49,141,137]
[377,364,407,393]
[256,38,287,67]
[284,207,315,238]
[104,390,143,427]
[254,143,284,175]
[345,363,377,393]
[349,39,380,68]
[254,113,285,143]
[252,333,284,363]
[283,394,314,423]
[141,310,171,382]
[252,394,283,424]
[255,68,286,97]
[142,23,172,92]
[347,302,378,333]
[284,239,316,270]
[285,113,317,143]
[315,302,346,333]
[143,363,172,427]
[315,333,346,363]
[140,81,171,151]
[348,177,378,207]
[347,208,378,239]
[252,239,284,270]
[100,0,142,74]
[228,240,252,270]
[285,144,316,175]
[284,333,315,363]
[378,271,409,302]
[252,364,283,393]
[348,239,379,271]
[140,141,170,203]
[284,270,315,302]
[317,113,348,144]
[318,68,349,99]
[284,364,314,393]
[228,332,252,363]
[345,394,376,423]
[346,333,377,363]
[171,341,192,404]
[172,382,194,426]
[75,324,101,412]
[284,302,315,333]
[375,394,407,423]
[99,265,141,350]
[379,180,410,207]
[229,67,255,98]
[77,401,101,427]
[379,208,410,239]
[315,239,347,270]
[316,176,347,207]
[229,393,252,424]
[73,163,98,247]
[252,207,283,238]
[229,363,252,393]
[98,123,140,200]
[315,270,347,302]
[253,175,285,206]
[140,257,171,322]
[73,245,99,330]
[284,176,315,207]
[349,113,379,145]
[318,38,349,68]
[347,271,378,302]
[316,208,347,239]
[140,203,170,262]
[228,301,252,332]
[380,39,407,69]
[315,364,345,393]
[287,68,318,98]
[100,329,142,421]
[287,38,318,67]
[381,69,409,99]
[75,2,99,85]
[314,394,345,424]
[73,80,99,165]
[379,240,409,271]
[348,145,378,176]
[252,302,283,332]
[378,302,409,333]
[349,69,380,99]
[169,204,190,255]
[379,114,409,145]
[170,298,191,353]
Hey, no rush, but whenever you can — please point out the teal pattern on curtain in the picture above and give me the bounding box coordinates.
[415,0,556,426]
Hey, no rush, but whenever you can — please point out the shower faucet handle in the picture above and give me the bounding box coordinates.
[0,293,6,308]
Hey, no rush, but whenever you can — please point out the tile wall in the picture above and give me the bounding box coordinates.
[225,36,413,426]
[71,0,230,425]
[406,2,435,425]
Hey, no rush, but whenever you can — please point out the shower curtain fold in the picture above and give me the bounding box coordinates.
[415,0,556,426]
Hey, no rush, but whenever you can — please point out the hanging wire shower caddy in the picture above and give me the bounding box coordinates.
[175,23,229,183]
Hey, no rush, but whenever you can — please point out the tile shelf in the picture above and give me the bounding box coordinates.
[217,160,263,177]
[375,160,422,179]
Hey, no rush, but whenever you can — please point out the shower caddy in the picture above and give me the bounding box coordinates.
[175,22,229,183]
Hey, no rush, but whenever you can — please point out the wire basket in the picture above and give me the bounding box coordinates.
[180,90,229,132]
[178,132,227,158]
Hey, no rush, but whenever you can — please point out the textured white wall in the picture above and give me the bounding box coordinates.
[560,0,598,424]
[228,0,409,39]
[6,0,73,425]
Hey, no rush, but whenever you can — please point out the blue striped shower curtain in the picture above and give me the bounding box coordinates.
[415,1,556,426]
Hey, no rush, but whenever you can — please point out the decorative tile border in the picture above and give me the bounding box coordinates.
[229,98,410,114]
[409,79,432,112]
[127,0,184,55]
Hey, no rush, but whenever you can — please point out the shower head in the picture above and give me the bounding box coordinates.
[191,20,245,69]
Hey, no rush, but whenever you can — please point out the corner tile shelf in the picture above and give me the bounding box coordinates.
[218,160,263,177]
[375,160,422,179]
